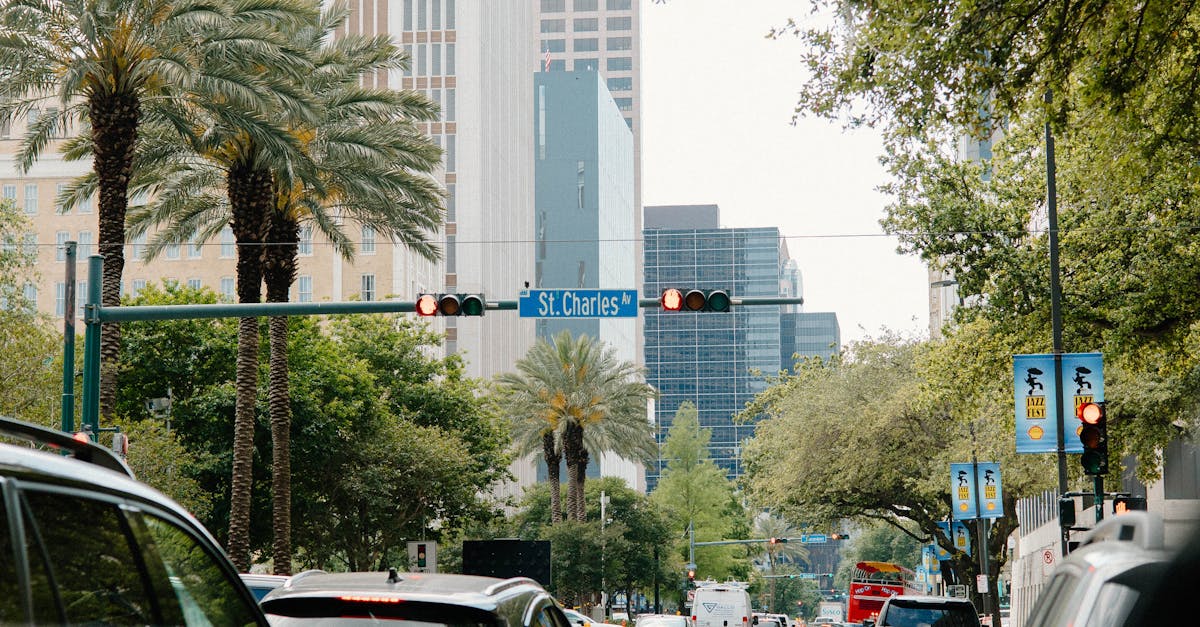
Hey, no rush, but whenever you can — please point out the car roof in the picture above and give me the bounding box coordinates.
[264,571,548,611]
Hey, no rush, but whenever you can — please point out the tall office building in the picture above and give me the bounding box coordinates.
[643,204,840,490]
[531,69,640,489]
[536,0,644,355]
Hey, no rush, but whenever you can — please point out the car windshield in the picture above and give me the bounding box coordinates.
[263,598,502,626]
[881,602,977,627]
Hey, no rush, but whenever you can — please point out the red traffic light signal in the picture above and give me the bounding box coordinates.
[687,569,695,581]
[1076,401,1108,475]
[415,293,486,316]
[659,289,731,312]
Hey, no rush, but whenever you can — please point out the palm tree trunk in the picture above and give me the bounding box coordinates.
[564,421,588,521]
[544,431,562,524]
[89,92,140,421]
[226,163,272,572]
[264,211,299,576]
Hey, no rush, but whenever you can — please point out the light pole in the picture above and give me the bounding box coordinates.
[601,491,611,617]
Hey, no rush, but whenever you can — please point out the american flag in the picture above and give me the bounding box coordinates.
[543,44,551,72]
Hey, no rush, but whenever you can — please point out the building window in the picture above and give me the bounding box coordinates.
[216,227,232,258]
[25,108,38,133]
[446,0,454,28]
[22,233,35,257]
[188,237,202,258]
[574,18,598,31]
[362,225,376,254]
[22,283,36,306]
[166,241,180,259]
[573,38,598,52]
[404,45,413,77]
[446,88,456,121]
[220,277,235,301]
[78,230,92,258]
[573,0,597,9]
[56,183,70,214]
[577,261,586,287]
[614,97,633,111]
[575,58,599,71]
[403,0,412,29]
[129,233,146,260]
[46,107,60,137]
[606,0,631,8]
[132,278,147,298]
[23,184,37,214]
[361,274,376,301]
[607,77,633,92]
[540,0,565,11]
[187,278,202,290]
[418,44,427,75]
[447,183,456,222]
[432,43,442,75]
[607,16,632,30]
[432,0,441,29]
[55,282,65,316]
[577,161,585,209]
[446,135,456,173]
[625,117,633,130]
[298,276,312,303]
[541,19,565,32]
[546,59,566,71]
[299,225,313,256]
[446,43,455,74]
[543,39,566,53]
[55,231,69,261]
[2,185,15,203]
[446,234,456,273]
[78,193,92,214]
[607,36,632,51]
[608,56,632,71]
[417,0,427,28]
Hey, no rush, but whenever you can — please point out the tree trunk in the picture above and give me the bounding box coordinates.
[89,92,140,421]
[564,421,589,521]
[225,163,272,572]
[544,431,563,524]
[264,211,299,576]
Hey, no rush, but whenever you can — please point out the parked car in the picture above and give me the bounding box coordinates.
[865,595,979,627]
[1023,511,1169,627]
[260,569,572,626]
[241,573,291,602]
[0,415,268,625]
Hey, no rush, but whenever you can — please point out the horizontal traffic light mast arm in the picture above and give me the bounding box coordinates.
[693,535,836,546]
[640,296,804,308]
[95,295,806,323]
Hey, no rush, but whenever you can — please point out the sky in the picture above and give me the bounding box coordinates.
[638,0,930,344]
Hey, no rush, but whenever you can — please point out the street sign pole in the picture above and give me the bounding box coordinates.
[1046,91,1070,558]
[970,426,990,617]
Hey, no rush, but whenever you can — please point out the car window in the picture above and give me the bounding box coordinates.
[0,485,21,623]
[1082,581,1139,627]
[880,602,978,627]
[138,512,261,626]
[1025,571,1083,627]
[21,489,158,624]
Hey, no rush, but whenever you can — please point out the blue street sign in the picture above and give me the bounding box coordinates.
[797,573,818,580]
[517,289,639,318]
[800,533,828,543]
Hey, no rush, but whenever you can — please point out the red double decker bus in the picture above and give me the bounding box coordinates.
[846,561,922,624]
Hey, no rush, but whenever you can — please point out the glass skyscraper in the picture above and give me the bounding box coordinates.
[643,205,839,491]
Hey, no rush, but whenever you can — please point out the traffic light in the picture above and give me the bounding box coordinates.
[1058,496,1076,526]
[416,543,428,568]
[830,533,850,541]
[767,537,788,545]
[1076,401,1108,475]
[415,293,485,316]
[687,569,695,586]
[1113,495,1147,515]
[659,289,731,312]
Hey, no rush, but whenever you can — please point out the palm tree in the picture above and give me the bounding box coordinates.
[0,0,314,421]
[498,330,656,522]
[121,0,442,571]
[499,377,566,523]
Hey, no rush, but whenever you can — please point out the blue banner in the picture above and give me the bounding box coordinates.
[1062,352,1103,454]
[934,522,971,559]
[1014,354,1057,453]
[950,463,977,520]
[976,462,1004,519]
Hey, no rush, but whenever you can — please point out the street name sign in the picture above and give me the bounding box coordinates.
[517,289,638,319]
[800,533,827,543]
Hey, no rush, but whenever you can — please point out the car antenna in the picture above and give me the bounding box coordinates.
[387,567,402,583]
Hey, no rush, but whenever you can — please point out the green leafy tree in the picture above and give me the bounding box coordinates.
[497,330,656,522]
[543,520,604,607]
[0,204,59,424]
[652,402,751,584]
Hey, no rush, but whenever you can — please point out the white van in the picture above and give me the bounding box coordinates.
[690,584,753,627]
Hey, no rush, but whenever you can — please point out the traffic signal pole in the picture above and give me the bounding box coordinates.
[1046,91,1071,556]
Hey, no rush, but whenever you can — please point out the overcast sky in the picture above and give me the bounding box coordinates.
[639,0,930,344]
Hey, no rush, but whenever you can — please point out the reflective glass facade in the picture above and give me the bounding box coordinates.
[643,226,785,489]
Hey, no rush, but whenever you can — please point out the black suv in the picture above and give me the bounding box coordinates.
[0,415,268,625]
[866,595,980,627]
[260,569,572,626]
